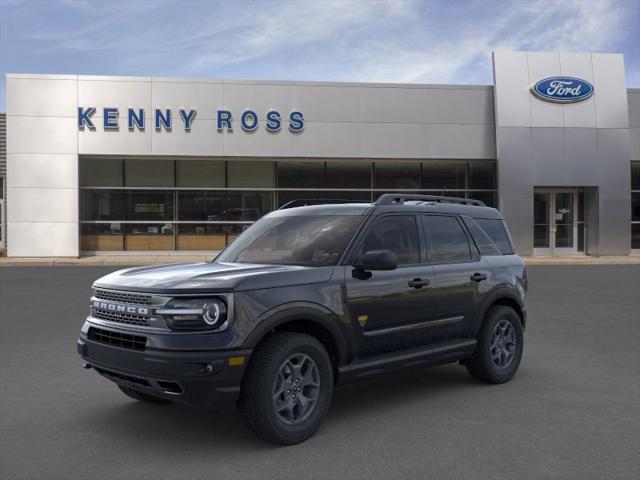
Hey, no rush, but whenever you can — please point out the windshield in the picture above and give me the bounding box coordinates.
[216,215,363,266]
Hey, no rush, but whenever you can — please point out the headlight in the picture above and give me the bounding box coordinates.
[157,298,228,331]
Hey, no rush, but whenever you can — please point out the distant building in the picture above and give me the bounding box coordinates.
[3,52,639,257]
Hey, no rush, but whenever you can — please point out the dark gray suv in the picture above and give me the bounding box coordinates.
[77,194,527,444]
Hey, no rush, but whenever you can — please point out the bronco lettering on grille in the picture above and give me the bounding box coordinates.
[91,300,149,316]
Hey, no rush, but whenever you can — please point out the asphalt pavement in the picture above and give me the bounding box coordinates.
[1,265,639,480]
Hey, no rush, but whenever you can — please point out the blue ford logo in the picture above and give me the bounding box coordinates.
[531,77,594,103]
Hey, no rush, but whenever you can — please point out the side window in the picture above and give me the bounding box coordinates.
[360,215,420,265]
[476,219,514,254]
[462,216,501,256]
[423,215,472,263]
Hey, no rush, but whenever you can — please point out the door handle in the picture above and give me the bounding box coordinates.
[408,278,430,289]
[470,272,487,282]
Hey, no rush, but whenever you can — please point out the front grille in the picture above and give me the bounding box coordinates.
[94,289,152,305]
[93,366,151,387]
[92,309,150,326]
[87,327,146,351]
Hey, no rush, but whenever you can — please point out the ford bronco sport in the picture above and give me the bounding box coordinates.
[77,194,527,445]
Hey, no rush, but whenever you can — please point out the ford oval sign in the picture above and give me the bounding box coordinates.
[531,77,594,103]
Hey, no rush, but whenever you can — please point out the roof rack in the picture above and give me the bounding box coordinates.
[278,199,368,209]
[375,193,486,207]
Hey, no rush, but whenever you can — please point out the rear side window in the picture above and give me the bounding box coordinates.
[361,215,420,265]
[476,219,514,254]
[462,217,501,256]
[422,215,472,263]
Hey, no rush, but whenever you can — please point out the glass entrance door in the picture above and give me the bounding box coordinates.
[533,189,579,256]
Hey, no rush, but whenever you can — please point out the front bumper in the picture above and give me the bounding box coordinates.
[77,334,252,410]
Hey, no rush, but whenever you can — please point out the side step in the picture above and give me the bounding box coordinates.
[337,338,477,384]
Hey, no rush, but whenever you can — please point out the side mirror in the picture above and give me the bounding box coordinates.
[354,249,398,271]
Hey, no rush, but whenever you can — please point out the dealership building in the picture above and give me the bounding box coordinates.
[1,51,639,257]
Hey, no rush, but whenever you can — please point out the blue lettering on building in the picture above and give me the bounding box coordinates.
[179,109,197,130]
[155,109,172,130]
[78,107,304,133]
[265,110,282,132]
[241,110,259,132]
[128,108,145,130]
[103,108,119,129]
[217,110,233,131]
[78,107,96,129]
[288,111,304,133]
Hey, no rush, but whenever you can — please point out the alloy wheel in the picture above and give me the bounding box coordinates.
[490,319,517,369]
[272,353,320,425]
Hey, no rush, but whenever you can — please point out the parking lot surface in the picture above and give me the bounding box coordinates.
[1,265,639,480]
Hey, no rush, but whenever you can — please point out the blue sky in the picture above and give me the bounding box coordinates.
[0,0,639,111]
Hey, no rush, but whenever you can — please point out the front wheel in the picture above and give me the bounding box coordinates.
[466,306,523,384]
[239,332,334,445]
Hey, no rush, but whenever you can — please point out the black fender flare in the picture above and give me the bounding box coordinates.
[242,302,350,366]
[475,286,526,333]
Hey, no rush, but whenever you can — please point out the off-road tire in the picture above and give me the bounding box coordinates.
[466,305,523,384]
[239,332,334,445]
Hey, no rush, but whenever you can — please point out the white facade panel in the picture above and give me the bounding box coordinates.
[7,116,77,154]
[222,83,294,121]
[292,85,362,123]
[291,122,361,157]
[361,123,428,158]
[597,128,631,199]
[7,154,78,188]
[151,80,223,120]
[565,128,599,185]
[527,52,565,128]
[7,222,79,257]
[78,78,152,118]
[6,75,80,256]
[492,51,532,127]
[222,126,293,157]
[592,54,629,129]
[79,118,151,155]
[428,124,495,158]
[361,87,429,124]
[7,187,78,223]
[560,53,597,128]
[151,119,223,156]
[426,88,494,125]
[6,77,77,117]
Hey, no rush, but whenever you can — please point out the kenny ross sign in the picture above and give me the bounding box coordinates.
[78,107,305,133]
[530,76,594,103]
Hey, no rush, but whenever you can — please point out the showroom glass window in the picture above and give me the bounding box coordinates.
[80,158,498,252]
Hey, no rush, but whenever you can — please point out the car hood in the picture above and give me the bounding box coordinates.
[93,261,335,294]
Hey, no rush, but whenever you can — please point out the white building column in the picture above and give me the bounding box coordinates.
[6,74,79,257]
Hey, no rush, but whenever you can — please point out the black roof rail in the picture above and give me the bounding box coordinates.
[375,193,486,207]
[279,199,368,209]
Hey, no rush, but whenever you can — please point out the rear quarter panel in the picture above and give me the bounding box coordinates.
[477,255,527,332]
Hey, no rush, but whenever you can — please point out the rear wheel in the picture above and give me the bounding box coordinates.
[118,385,169,403]
[466,306,523,384]
[239,332,333,445]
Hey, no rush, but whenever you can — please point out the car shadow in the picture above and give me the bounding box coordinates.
[77,364,482,451]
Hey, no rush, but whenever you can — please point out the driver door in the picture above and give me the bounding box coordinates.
[343,214,438,357]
